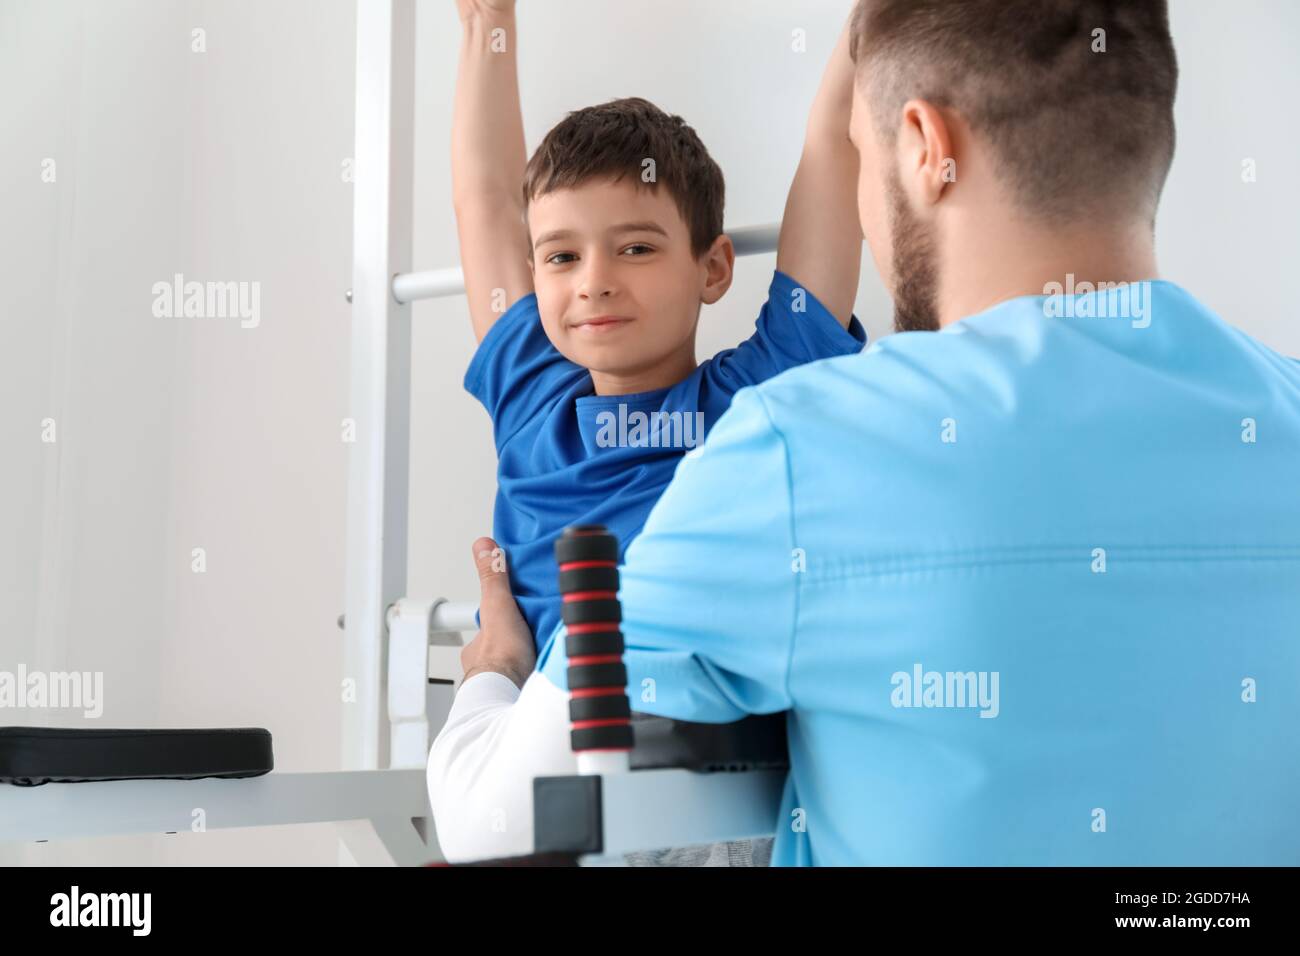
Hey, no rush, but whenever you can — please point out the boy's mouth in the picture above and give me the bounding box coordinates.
[570,315,634,333]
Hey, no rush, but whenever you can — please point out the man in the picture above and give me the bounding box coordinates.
[429,0,1300,865]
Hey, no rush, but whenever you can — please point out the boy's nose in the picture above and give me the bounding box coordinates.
[577,258,618,300]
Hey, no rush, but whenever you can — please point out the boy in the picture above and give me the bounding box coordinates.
[452,0,866,658]
[447,1,864,863]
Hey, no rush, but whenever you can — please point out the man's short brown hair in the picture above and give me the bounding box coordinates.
[521,97,725,258]
[849,0,1179,218]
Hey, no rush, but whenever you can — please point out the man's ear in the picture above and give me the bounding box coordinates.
[700,234,736,306]
[897,98,955,207]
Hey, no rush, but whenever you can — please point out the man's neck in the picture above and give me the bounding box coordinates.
[937,217,1160,329]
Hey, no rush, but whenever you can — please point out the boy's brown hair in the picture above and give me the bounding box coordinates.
[521,97,725,259]
[849,0,1179,219]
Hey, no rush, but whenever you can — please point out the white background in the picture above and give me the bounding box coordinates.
[1,0,1297,864]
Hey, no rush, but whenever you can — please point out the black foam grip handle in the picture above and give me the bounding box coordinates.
[569,694,631,722]
[567,662,627,692]
[562,599,622,626]
[554,528,619,564]
[571,725,635,752]
[558,565,619,594]
[555,525,632,756]
[564,630,625,657]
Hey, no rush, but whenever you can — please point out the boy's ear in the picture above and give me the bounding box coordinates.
[700,234,736,306]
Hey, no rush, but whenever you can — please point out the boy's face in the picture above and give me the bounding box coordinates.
[527,176,732,393]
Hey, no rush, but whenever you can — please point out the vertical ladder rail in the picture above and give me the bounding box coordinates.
[343,0,416,774]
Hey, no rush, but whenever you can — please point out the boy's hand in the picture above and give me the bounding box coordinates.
[455,0,516,23]
[461,537,536,690]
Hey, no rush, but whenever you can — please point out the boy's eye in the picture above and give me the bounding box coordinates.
[545,245,652,266]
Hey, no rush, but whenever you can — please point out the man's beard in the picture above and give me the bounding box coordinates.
[887,167,941,333]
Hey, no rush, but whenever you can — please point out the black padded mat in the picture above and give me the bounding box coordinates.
[0,726,273,786]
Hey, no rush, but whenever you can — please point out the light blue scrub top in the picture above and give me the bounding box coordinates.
[539,281,1300,865]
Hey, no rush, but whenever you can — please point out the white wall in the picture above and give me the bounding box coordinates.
[1,0,1295,865]
[1,0,357,865]
[1160,0,1299,348]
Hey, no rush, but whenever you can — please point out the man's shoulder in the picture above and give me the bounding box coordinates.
[749,281,1300,443]
[749,306,1038,420]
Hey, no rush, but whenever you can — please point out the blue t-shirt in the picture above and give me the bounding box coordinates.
[465,270,867,650]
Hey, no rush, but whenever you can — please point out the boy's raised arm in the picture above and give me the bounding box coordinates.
[775,12,863,330]
[452,0,534,342]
